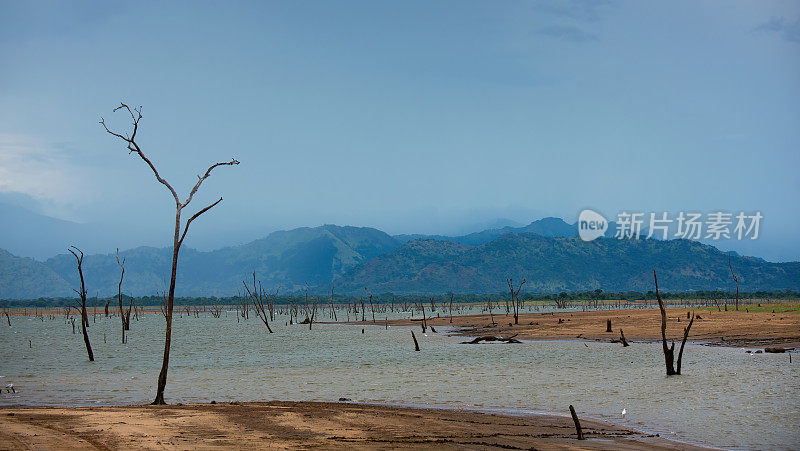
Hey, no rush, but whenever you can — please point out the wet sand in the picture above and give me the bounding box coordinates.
[0,401,707,450]
[369,306,800,348]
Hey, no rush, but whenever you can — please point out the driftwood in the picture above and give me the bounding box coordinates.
[461,334,521,344]
[569,405,584,440]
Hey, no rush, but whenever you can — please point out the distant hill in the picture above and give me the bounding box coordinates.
[1,225,400,299]
[0,249,72,298]
[394,217,616,245]
[2,219,798,299]
[332,234,800,294]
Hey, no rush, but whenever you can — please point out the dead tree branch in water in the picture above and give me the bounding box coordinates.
[449,293,454,324]
[569,405,584,440]
[507,278,526,325]
[411,330,420,351]
[101,102,239,404]
[620,329,629,347]
[654,269,694,374]
[461,334,521,344]
[676,312,695,374]
[654,270,675,375]
[243,272,275,333]
[729,255,739,311]
[68,246,94,362]
[365,288,376,323]
[115,248,130,343]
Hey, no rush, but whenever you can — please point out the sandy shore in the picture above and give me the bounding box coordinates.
[0,401,708,450]
[365,306,800,348]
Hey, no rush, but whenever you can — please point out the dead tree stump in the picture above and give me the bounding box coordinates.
[411,330,420,351]
[606,319,612,332]
[569,405,584,440]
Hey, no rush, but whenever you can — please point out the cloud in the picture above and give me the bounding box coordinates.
[535,25,598,43]
[755,17,800,43]
[0,134,92,216]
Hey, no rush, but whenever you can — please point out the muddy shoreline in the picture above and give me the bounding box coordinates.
[348,307,800,349]
[0,401,711,450]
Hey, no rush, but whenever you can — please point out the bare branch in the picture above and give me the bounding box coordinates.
[178,197,223,247]
[100,103,180,204]
[182,159,240,208]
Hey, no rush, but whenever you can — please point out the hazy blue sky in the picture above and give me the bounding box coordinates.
[1,1,798,260]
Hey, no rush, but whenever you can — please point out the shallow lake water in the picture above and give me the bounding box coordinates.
[1,310,798,450]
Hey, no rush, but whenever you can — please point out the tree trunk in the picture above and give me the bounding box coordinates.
[654,270,676,375]
[620,329,629,347]
[153,209,181,405]
[569,405,584,440]
[411,330,420,351]
[676,313,695,374]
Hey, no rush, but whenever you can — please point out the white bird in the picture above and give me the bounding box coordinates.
[5,383,15,394]
[621,408,627,418]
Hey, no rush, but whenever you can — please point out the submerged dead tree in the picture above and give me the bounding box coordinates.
[728,255,739,311]
[653,269,694,375]
[101,103,239,404]
[68,246,94,361]
[507,277,526,325]
[115,248,131,344]
[243,272,275,333]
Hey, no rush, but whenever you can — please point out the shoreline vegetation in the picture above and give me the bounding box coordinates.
[0,401,709,450]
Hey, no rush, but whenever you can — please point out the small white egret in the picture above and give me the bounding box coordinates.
[622,408,627,419]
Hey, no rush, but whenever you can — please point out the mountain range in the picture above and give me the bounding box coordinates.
[1,217,798,299]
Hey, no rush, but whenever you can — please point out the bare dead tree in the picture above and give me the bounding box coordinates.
[329,286,337,321]
[2,304,10,326]
[654,269,694,375]
[619,329,629,347]
[654,270,675,375]
[115,248,130,343]
[507,278,526,325]
[411,330,420,351]
[365,288,376,323]
[101,103,238,404]
[728,254,739,311]
[676,312,695,374]
[449,293,454,324]
[68,246,94,361]
[569,405,584,440]
[243,272,275,333]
